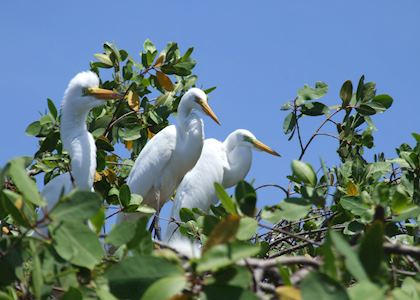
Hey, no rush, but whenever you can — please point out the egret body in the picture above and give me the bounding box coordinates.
[118,88,220,224]
[164,129,279,244]
[41,71,120,209]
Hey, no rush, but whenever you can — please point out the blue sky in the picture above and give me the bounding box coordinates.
[1,1,419,223]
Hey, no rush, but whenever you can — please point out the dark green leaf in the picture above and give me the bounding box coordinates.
[340,80,353,106]
[50,190,102,221]
[198,241,260,273]
[329,231,369,282]
[140,275,186,300]
[8,157,45,206]
[214,183,236,214]
[47,98,58,119]
[358,221,384,280]
[291,160,317,186]
[235,181,257,217]
[301,102,329,116]
[356,104,376,116]
[203,284,259,300]
[283,112,296,134]
[50,221,105,269]
[105,255,182,299]
[301,272,349,300]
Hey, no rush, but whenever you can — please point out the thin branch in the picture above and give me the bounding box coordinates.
[298,108,342,160]
[255,184,289,197]
[314,132,340,140]
[243,255,321,269]
[383,242,420,260]
[259,223,321,246]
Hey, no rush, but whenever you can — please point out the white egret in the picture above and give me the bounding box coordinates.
[164,129,279,244]
[117,88,220,228]
[41,71,121,209]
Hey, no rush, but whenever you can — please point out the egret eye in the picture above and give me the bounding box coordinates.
[243,136,254,143]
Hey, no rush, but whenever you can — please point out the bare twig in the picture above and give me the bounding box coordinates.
[255,184,289,197]
[383,242,420,260]
[259,223,321,246]
[243,256,321,269]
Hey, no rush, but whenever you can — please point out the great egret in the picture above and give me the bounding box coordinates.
[164,129,279,244]
[117,88,220,227]
[41,71,121,209]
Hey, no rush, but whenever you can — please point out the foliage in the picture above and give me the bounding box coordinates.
[1,41,419,300]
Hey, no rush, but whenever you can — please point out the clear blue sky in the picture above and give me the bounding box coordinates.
[1,1,419,219]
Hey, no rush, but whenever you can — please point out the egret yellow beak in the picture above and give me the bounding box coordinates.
[252,139,281,156]
[198,100,221,125]
[85,87,122,100]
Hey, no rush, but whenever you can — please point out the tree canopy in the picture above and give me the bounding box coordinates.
[0,40,419,300]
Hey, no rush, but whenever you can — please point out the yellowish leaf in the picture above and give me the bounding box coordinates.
[94,171,102,182]
[276,286,301,300]
[169,294,188,300]
[106,155,118,162]
[124,140,133,150]
[103,169,117,184]
[202,214,240,254]
[15,198,23,210]
[154,54,165,68]
[156,70,174,91]
[125,90,139,111]
[93,53,113,66]
[2,226,10,234]
[347,181,359,196]
[147,128,155,140]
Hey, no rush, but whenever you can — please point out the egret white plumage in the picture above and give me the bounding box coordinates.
[164,129,279,244]
[41,71,121,209]
[117,88,220,226]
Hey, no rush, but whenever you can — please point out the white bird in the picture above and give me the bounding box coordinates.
[41,71,121,209]
[164,129,279,245]
[117,88,220,226]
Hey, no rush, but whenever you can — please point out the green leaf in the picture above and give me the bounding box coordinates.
[140,275,186,300]
[297,81,328,101]
[261,198,312,223]
[283,112,296,134]
[370,94,393,112]
[214,183,236,214]
[50,190,102,221]
[235,181,257,217]
[340,80,353,106]
[29,241,43,300]
[356,75,365,101]
[50,221,105,269]
[47,98,58,119]
[94,53,113,66]
[301,272,349,300]
[105,219,138,247]
[348,282,385,300]
[291,160,317,186]
[8,157,45,207]
[301,101,329,116]
[61,287,83,300]
[329,231,369,282]
[119,184,131,208]
[203,215,240,253]
[340,196,372,218]
[197,241,260,273]
[203,284,259,300]
[25,121,41,136]
[236,217,258,240]
[358,221,384,280]
[356,104,376,116]
[105,255,183,299]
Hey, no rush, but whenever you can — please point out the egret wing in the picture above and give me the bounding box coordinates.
[165,138,227,242]
[126,125,177,198]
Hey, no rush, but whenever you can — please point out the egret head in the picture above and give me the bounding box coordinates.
[63,71,121,111]
[183,88,220,125]
[230,129,280,156]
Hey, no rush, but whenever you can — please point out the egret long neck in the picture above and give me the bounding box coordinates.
[60,103,96,190]
[222,140,252,188]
